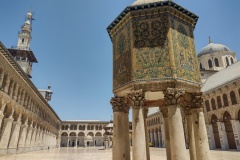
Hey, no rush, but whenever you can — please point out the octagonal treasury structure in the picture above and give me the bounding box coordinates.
[107,0,201,97]
[108,1,211,160]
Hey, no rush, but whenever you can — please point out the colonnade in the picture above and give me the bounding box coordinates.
[110,88,211,160]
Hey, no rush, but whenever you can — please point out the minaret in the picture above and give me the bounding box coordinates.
[17,10,33,50]
[8,9,38,78]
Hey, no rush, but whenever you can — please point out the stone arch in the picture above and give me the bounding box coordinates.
[87,132,94,137]
[69,132,76,136]
[238,88,240,97]
[211,114,221,148]
[223,111,236,149]
[87,125,90,130]
[230,91,237,105]
[214,58,219,67]
[211,98,216,110]
[61,125,65,130]
[91,125,94,130]
[95,125,99,130]
[3,102,13,118]
[95,132,102,136]
[13,107,21,121]
[78,132,85,136]
[70,125,74,130]
[223,94,229,107]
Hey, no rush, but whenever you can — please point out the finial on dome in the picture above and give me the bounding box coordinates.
[209,36,212,44]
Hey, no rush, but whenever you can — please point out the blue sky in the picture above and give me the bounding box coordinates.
[0,0,239,121]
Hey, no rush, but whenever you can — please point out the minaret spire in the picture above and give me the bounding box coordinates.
[8,9,38,78]
[16,8,33,50]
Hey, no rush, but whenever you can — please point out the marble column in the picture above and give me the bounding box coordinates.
[110,97,130,160]
[30,127,37,149]
[230,120,240,150]
[217,121,229,149]
[160,108,171,160]
[158,131,162,147]
[185,110,197,160]
[143,108,150,160]
[8,114,22,154]
[164,88,187,160]
[0,117,14,154]
[24,124,33,150]
[128,90,149,160]
[17,122,28,152]
[192,108,211,160]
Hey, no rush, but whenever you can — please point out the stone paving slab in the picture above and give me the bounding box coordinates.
[1,147,240,160]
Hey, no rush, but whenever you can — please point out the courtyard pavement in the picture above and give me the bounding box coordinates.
[1,147,240,160]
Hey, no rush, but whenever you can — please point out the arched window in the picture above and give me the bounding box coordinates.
[79,125,82,130]
[83,125,85,130]
[230,57,234,64]
[226,57,229,66]
[200,63,203,69]
[62,125,65,130]
[95,125,98,130]
[230,91,237,105]
[74,125,77,130]
[217,96,222,108]
[87,125,90,130]
[205,100,210,112]
[214,58,219,67]
[91,125,94,130]
[211,98,216,110]
[223,94,229,107]
[208,59,213,68]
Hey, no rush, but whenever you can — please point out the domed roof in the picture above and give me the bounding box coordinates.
[198,42,231,57]
[131,0,168,6]
[84,135,93,141]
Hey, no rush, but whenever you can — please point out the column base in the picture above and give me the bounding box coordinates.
[0,148,8,155]
[7,148,17,154]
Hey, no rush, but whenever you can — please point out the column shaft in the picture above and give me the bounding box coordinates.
[132,107,148,160]
[192,108,211,160]
[0,118,14,149]
[168,105,188,160]
[186,113,197,160]
[8,121,21,149]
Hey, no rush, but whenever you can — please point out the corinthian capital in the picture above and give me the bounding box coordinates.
[182,92,203,109]
[163,88,185,106]
[126,89,145,108]
[110,97,129,113]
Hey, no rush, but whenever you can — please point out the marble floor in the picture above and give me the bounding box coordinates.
[1,147,240,160]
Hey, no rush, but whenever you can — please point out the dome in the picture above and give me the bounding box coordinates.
[84,135,93,141]
[198,43,231,57]
[131,0,168,6]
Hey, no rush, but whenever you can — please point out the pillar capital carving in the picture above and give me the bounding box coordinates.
[182,92,203,109]
[163,88,185,106]
[126,89,145,108]
[160,107,168,118]
[110,97,130,113]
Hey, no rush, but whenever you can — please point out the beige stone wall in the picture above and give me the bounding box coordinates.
[203,80,240,150]
[0,42,61,155]
[61,121,108,147]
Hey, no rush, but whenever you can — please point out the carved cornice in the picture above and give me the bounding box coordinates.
[163,88,185,106]
[110,97,130,113]
[126,89,145,108]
